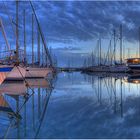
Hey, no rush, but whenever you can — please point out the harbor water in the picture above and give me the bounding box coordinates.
[1,72,140,138]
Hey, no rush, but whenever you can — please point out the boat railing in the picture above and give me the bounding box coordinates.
[0,49,25,63]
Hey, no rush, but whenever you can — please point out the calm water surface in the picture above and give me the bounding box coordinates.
[0,72,140,138]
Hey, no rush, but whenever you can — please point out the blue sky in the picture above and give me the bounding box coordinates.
[0,1,140,66]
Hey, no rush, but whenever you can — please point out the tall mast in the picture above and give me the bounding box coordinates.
[30,1,53,67]
[16,1,19,61]
[0,19,10,51]
[91,51,94,66]
[32,14,34,66]
[23,9,26,63]
[38,27,40,66]
[98,39,100,66]
[120,24,123,64]
[138,27,140,58]
[110,39,112,65]
[99,38,102,66]
[123,40,125,60]
[113,29,116,64]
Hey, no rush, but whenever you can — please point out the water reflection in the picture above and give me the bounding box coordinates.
[0,76,54,139]
[2,72,140,138]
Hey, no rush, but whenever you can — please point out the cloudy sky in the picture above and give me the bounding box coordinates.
[0,1,140,66]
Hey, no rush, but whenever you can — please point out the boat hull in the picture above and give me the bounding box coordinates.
[6,66,26,81]
[128,64,140,73]
[0,65,14,84]
[25,67,53,78]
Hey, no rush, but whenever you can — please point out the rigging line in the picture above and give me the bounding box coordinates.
[3,118,15,139]
[12,66,35,113]
[4,73,51,139]
[15,65,53,114]
[29,1,53,67]
[34,88,53,138]
[18,64,38,82]
[111,37,120,63]
[104,37,113,65]
[103,78,112,103]
[15,66,35,113]
[2,1,16,38]
[2,1,20,58]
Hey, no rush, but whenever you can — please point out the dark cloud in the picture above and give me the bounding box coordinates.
[0,1,140,66]
[0,1,140,44]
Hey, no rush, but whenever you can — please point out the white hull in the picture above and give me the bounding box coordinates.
[6,66,26,81]
[4,66,53,81]
[25,67,53,78]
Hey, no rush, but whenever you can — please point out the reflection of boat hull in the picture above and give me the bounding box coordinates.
[0,95,14,113]
[0,78,51,96]
[26,78,50,88]
[124,74,140,84]
[0,81,27,95]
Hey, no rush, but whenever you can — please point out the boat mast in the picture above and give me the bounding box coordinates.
[99,37,102,66]
[123,39,125,61]
[98,39,100,66]
[0,19,10,51]
[113,29,116,64]
[120,24,123,64]
[32,14,34,66]
[23,9,26,63]
[138,27,140,58]
[91,51,94,66]
[16,1,19,61]
[30,1,53,67]
[38,27,40,66]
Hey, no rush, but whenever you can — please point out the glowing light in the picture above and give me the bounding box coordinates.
[134,80,140,84]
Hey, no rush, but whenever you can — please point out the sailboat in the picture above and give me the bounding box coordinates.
[0,1,27,81]
[0,1,54,82]
[0,18,19,82]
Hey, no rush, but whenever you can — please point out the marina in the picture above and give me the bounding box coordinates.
[1,0,140,139]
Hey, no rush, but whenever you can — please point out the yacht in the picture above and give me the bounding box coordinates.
[126,58,140,73]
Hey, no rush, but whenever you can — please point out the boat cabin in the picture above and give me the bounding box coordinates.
[126,58,140,73]
[126,58,140,65]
